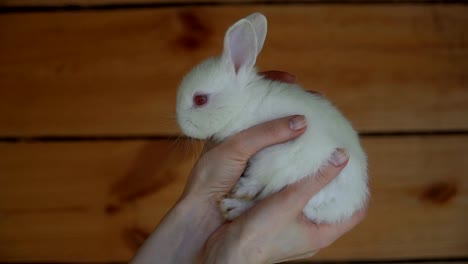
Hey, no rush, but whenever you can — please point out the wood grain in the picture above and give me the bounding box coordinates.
[0,0,452,7]
[11,261,463,264]
[1,136,467,262]
[1,6,467,136]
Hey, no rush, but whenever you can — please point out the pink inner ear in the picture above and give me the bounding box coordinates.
[227,23,256,74]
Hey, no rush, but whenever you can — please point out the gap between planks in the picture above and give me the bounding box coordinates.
[0,130,467,143]
[1,0,468,14]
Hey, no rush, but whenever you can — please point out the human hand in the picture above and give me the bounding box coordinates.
[180,113,307,218]
[198,150,367,264]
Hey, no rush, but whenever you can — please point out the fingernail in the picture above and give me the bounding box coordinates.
[289,115,307,131]
[330,148,348,167]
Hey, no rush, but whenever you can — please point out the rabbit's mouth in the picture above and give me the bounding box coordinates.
[179,119,206,140]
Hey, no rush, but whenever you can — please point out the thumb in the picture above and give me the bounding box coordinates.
[217,115,307,166]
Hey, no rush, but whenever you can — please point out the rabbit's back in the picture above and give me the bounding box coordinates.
[241,79,368,223]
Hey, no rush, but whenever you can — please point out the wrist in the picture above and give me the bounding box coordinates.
[176,193,224,235]
[131,195,225,264]
[197,225,250,264]
[215,223,266,264]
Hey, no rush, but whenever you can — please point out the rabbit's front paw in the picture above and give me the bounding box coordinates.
[232,177,263,200]
[220,197,254,220]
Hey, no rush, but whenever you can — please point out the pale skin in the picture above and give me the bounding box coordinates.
[130,71,367,264]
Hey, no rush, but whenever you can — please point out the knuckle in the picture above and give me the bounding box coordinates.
[264,122,284,140]
[280,183,310,208]
[314,168,333,186]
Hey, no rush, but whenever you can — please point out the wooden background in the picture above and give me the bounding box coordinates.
[0,0,467,263]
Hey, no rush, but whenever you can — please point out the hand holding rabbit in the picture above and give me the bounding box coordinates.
[177,13,368,223]
[132,112,366,264]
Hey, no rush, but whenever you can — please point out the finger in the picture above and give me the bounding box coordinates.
[274,149,349,213]
[245,149,349,225]
[260,71,297,83]
[314,206,368,248]
[219,115,307,163]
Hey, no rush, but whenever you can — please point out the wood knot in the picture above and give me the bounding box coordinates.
[420,181,457,205]
[174,10,211,51]
[105,204,121,215]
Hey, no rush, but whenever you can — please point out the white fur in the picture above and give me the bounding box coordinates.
[176,13,368,223]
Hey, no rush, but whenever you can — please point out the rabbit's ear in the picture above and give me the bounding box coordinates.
[245,13,267,55]
[222,19,257,75]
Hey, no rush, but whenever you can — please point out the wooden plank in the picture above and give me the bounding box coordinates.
[0,0,450,7]
[373,262,468,264]
[0,6,467,136]
[0,0,283,6]
[300,259,468,264]
[297,260,468,263]
[0,6,468,136]
[0,140,199,261]
[0,136,467,262]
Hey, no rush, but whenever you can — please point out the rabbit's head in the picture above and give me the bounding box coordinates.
[176,13,267,139]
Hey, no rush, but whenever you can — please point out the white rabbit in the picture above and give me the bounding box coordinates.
[176,13,368,223]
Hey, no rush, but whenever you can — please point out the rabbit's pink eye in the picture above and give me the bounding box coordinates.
[193,94,208,107]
